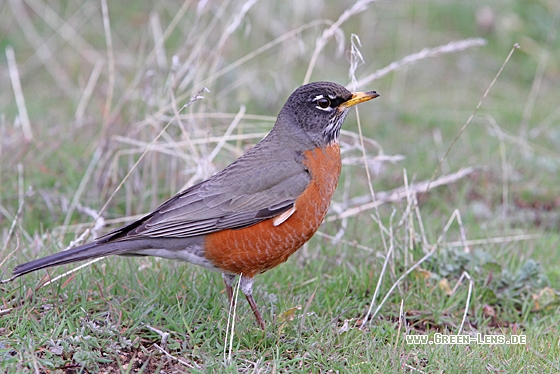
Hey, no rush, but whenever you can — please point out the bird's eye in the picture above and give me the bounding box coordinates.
[317,98,331,109]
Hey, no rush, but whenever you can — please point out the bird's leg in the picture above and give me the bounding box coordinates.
[222,273,236,308]
[240,275,265,330]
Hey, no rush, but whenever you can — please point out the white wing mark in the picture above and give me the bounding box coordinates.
[273,206,296,226]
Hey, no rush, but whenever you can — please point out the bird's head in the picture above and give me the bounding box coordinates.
[276,81,379,147]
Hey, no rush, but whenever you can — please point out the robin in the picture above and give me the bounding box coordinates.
[8,81,379,330]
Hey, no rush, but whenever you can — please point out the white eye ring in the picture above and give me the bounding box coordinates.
[317,98,330,108]
[315,98,332,111]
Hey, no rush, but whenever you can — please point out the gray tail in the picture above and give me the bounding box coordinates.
[11,241,125,279]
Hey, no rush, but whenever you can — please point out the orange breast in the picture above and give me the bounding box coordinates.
[204,143,342,277]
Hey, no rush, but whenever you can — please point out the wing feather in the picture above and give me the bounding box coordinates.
[97,141,311,242]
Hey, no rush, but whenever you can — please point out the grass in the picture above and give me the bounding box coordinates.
[1,0,560,372]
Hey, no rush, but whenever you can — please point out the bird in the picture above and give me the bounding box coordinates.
[8,81,379,330]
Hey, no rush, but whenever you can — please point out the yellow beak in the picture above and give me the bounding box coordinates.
[340,91,380,109]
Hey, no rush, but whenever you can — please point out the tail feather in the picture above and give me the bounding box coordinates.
[12,241,127,278]
[6,237,202,283]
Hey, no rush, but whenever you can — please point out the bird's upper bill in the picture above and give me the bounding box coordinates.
[340,91,380,109]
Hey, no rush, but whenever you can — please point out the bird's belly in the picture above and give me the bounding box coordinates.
[130,247,220,271]
[204,143,341,277]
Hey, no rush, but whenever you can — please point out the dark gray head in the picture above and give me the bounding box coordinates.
[275,81,379,148]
